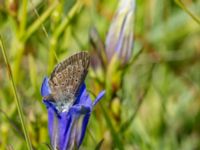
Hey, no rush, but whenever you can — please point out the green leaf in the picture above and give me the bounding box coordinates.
[95,139,104,150]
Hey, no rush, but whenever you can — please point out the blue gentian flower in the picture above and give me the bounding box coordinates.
[41,77,105,150]
[106,0,135,65]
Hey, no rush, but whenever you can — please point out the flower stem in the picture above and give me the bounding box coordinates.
[23,1,58,41]
[175,0,200,25]
[19,0,27,38]
[0,36,32,150]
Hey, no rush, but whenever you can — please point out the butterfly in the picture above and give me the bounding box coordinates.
[43,51,90,112]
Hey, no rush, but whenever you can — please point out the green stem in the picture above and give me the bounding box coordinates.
[30,0,49,39]
[175,0,200,25]
[19,0,27,38]
[100,103,124,150]
[0,36,32,150]
[23,1,58,41]
[48,1,83,73]
[120,64,155,133]
[53,1,82,38]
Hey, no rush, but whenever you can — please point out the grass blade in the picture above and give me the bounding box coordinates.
[120,64,155,133]
[95,139,104,150]
[100,103,124,150]
[0,36,32,150]
[175,0,200,25]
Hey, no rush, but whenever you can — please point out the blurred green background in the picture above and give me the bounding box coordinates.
[1,0,200,149]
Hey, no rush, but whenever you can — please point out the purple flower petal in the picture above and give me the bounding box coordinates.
[58,112,72,150]
[77,113,90,147]
[68,105,91,116]
[42,77,105,150]
[105,0,135,65]
[41,77,51,97]
[75,83,92,107]
[93,90,106,107]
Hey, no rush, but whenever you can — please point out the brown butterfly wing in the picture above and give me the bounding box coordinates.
[48,52,90,102]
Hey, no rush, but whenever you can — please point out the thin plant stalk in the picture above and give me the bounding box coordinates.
[100,103,124,150]
[120,64,155,133]
[19,0,27,38]
[30,0,59,63]
[175,0,200,25]
[30,0,49,39]
[0,36,32,150]
[48,1,82,74]
[13,1,59,82]
[23,1,58,41]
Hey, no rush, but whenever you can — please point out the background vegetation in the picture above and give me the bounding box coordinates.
[0,0,200,149]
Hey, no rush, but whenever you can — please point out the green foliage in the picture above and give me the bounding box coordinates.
[1,0,200,149]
